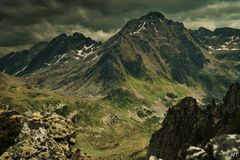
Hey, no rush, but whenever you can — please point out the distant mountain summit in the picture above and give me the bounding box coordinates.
[0,11,240,100]
[0,42,48,75]
[22,32,100,75]
[0,32,100,76]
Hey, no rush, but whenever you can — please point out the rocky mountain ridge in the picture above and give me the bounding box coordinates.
[0,32,100,76]
[0,12,239,100]
[0,11,240,160]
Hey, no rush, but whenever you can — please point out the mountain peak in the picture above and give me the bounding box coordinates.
[198,27,212,32]
[51,33,68,43]
[195,27,213,36]
[70,32,100,45]
[51,32,96,44]
[119,11,167,35]
[71,32,88,40]
[72,32,85,37]
[144,11,165,19]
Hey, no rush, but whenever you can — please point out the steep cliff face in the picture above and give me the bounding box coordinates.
[147,83,240,160]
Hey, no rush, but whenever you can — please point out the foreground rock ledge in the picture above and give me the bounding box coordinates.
[0,110,93,160]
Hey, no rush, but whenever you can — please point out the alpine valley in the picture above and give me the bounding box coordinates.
[0,12,240,160]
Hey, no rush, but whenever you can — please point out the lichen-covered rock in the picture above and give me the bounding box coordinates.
[45,113,74,139]
[183,134,240,160]
[208,134,240,160]
[0,110,92,160]
[184,146,208,160]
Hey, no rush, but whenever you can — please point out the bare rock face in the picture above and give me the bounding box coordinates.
[147,83,240,160]
[0,110,22,155]
[0,110,93,160]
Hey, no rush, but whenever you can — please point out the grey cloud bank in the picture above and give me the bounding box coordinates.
[0,0,239,53]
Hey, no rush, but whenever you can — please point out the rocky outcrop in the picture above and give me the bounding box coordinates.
[0,110,93,160]
[181,134,240,160]
[147,83,240,160]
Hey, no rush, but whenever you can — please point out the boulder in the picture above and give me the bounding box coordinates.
[0,111,78,159]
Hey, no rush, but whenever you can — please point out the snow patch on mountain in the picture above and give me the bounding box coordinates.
[130,21,147,35]
[158,18,163,23]
[44,63,51,66]
[224,37,235,45]
[74,44,98,60]
[208,46,215,50]
[216,45,229,51]
[92,55,99,61]
[15,66,28,75]
[150,22,159,33]
[56,54,67,63]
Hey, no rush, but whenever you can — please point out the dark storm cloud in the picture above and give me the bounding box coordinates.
[0,0,239,52]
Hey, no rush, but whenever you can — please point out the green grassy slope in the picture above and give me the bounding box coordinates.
[0,71,199,159]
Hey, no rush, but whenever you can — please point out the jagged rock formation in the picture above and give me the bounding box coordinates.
[0,109,93,160]
[147,83,240,160]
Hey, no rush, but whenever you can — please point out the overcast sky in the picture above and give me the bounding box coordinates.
[0,0,240,53]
